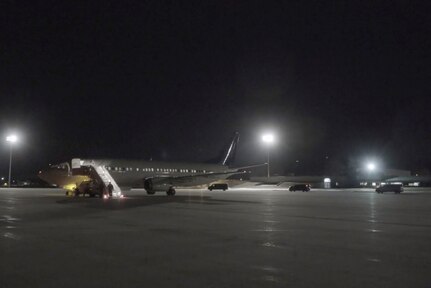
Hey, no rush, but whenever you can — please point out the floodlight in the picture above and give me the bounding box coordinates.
[6,135,18,143]
[262,134,274,144]
[367,163,376,171]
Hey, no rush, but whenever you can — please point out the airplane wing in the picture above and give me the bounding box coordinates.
[230,163,267,171]
[140,164,265,191]
[147,170,247,186]
[153,170,247,180]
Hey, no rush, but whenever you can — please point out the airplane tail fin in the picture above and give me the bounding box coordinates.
[221,132,240,166]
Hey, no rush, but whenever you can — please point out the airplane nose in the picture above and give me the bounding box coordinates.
[38,169,50,183]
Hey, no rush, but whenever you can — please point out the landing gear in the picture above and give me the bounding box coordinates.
[166,187,176,196]
[146,190,156,195]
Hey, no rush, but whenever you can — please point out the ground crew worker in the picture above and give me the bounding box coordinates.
[107,182,114,197]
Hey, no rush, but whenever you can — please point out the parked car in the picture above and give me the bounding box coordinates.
[289,184,310,192]
[208,183,228,191]
[376,184,403,194]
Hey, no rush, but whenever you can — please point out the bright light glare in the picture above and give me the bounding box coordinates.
[6,135,18,143]
[367,163,376,171]
[262,134,275,144]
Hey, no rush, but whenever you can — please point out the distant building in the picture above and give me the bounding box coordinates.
[357,168,411,187]
[249,168,416,188]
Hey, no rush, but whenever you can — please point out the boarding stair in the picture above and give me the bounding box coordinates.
[80,160,122,198]
[94,165,122,197]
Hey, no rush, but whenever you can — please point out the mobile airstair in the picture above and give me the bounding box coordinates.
[78,159,122,198]
[94,165,122,198]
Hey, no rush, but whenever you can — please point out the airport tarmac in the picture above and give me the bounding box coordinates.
[1,187,431,288]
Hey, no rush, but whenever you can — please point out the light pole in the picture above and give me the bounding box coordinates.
[6,135,18,187]
[262,133,275,179]
[366,162,376,187]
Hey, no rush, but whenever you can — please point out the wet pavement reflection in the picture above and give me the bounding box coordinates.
[0,193,21,241]
[1,187,431,288]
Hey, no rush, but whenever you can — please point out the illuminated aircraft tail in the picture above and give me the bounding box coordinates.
[221,132,240,166]
[205,132,240,166]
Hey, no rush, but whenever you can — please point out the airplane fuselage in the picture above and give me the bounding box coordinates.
[87,159,231,187]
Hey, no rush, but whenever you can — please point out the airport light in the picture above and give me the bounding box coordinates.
[367,162,376,172]
[262,133,275,179]
[262,134,274,144]
[6,134,18,188]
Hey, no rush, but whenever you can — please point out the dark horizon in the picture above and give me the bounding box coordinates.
[1,1,430,177]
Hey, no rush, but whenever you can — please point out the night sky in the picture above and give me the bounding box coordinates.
[0,1,430,177]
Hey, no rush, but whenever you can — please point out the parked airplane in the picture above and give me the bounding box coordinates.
[38,133,260,197]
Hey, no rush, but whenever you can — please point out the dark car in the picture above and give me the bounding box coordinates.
[74,180,103,197]
[289,184,310,192]
[376,184,403,194]
[208,183,228,191]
